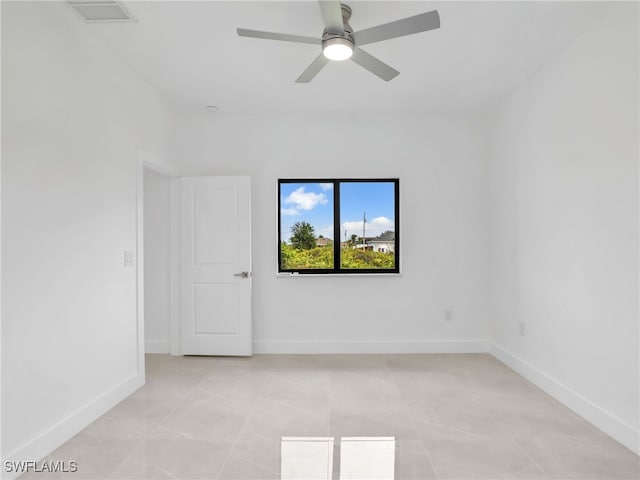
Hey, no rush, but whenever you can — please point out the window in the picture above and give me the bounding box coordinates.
[278,179,399,274]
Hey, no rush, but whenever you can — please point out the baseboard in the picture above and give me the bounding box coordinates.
[1,372,144,480]
[145,339,171,354]
[253,339,489,354]
[489,342,639,455]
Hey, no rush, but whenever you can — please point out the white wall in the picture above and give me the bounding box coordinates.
[174,112,491,353]
[1,1,175,470]
[143,169,172,353]
[488,4,639,453]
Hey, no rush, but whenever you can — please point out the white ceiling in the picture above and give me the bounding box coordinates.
[69,1,614,114]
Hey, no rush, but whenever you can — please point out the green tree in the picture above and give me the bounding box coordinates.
[374,230,395,241]
[290,221,317,250]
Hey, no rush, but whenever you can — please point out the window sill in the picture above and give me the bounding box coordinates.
[276,272,402,277]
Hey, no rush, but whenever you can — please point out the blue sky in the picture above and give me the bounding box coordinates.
[280,181,395,242]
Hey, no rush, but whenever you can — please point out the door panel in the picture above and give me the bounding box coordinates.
[193,283,238,334]
[193,187,238,264]
[180,176,251,355]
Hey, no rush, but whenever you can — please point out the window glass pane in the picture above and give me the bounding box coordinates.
[340,181,396,270]
[280,182,334,270]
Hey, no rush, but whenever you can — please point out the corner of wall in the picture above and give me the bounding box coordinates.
[1,373,144,480]
[490,342,639,455]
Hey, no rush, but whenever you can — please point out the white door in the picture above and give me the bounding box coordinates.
[179,176,252,355]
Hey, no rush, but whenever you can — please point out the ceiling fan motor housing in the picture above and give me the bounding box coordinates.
[322,3,354,49]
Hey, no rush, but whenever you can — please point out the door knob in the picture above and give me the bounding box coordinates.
[234,271,250,278]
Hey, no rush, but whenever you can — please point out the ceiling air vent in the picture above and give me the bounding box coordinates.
[68,1,135,23]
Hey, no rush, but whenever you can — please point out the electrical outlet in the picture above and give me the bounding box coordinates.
[519,322,526,336]
[444,309,453,322]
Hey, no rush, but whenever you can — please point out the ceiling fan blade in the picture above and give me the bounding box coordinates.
[295,53,330,83]
[350,48,399,81]
[319,0,345,35]
[237,28,319,45]
[354,10,440,46]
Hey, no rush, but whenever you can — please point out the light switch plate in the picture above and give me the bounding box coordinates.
[124,250,135,267]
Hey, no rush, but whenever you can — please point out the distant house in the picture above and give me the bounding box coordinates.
[341,232,395,252]
[350,236,374,251]
[316,237,333,247]
[370,240,395,253]
[369,231,395,253]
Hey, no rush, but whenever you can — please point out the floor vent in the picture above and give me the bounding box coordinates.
[68,1,135,23]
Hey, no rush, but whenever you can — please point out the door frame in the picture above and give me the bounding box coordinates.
[137,148,181,358]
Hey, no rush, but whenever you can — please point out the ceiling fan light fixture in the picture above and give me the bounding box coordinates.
[322,37,353,61]
[237,1,441,82]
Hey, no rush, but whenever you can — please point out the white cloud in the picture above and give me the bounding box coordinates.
[319,183,333,191]
[281,207,300,216]
[342,216,394,238]
[371,216,394,229]
[284,187,328,211]
[343,221,366,236]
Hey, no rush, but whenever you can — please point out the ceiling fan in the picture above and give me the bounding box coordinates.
[237,1,440,83]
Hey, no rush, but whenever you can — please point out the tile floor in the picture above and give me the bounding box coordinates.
[24,354,639,479]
